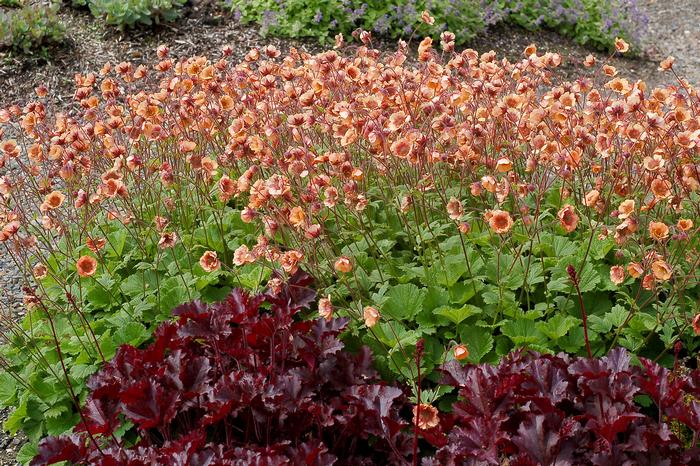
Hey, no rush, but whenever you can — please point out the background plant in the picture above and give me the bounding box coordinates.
[499,0,649,50]
[70,0,187,28]
[0,1,64,54]
[225,0,647,50]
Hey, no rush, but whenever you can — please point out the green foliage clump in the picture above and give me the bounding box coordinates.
[228,0,487,44]
[0,2,64,54]
[226,0,647,50]
[84,0,187,28]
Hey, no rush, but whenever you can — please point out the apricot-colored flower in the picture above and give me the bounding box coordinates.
[486,210,513,234]
[158,232,177,249]
[659,56,675,71]
[233,244,255,266]
[648,221,669,241]
[288,206,306,228]
[420,10,435,25]
[0,220,20,242]
[642,274,655,290]
[319,295,333,321]
[618,200,635,219]
[363,306,380,327]
[584,189,600,207]
[677,219,693,231]
[614,38,629,53]
[280,250,303,274]
[334,256,353,273]
[241,208,257,223]
[179,140,196,152]
[413,404,439,430]
[33,263,48,279]
[495,157,512,172]
[627,262,643,279]
[453,344,469,361]
[651,260,672,281]
[219,175,236,201]
[557,205,578,233]
[199,251,220,272]
[650,179,671,199]
[86,237,106,253]
[610,265,625,285]
[693,314,700,336]
[76,256,98,277]
[41,191,65,212]
[446,197,464,220]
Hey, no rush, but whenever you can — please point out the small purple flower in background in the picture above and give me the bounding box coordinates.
[374,14,390,34]
[261,9,278,32]
[233,8,242,22]
[313,10,323,24]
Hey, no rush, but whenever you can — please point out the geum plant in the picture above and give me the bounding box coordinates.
[0,31,699,453]
[0,46,267,455]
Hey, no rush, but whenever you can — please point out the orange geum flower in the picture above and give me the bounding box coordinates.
[391,138,412,159]
[318,295,333,321]
[643,155,665,171]
[363,306,380,327]
[486,210,513,234]
[334,256,353,273]
[642,274,655,290]
[614,38,629,53]
[610,265,625,285]
[693,314,700,336]
[420,10,435,25]
[0,220,20,242]
[33,263,48,279]
[584,189,600,207]
[158,232,178,249]
[387,111,409,132]
[40,191,66,212]
[76,256,98,278]
[233,244,255,266]
[495,157,512,173]
[651,260,672,281]
[413,404,439,430]
[481,176,497,193]
[446,197,464,220]
[453,344,469,361]
[650,179,671,199]
[557,205,578,233]
[617,200,635,219]
[199,251,221,273]
[648,221,669,241]
[659,56,675,71]
[86,237,107,253]
[280,250,303,274]
[179,140,196,152]
[288,206,306,228]
[219,175,236,201]
[677,219,693,231]
[241,208,257,224]
[626,262,643,279]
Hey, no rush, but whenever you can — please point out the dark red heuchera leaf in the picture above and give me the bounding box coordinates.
[34,270,411,465]
[428,348,700,466]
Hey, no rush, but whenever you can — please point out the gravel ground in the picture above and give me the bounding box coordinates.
[0,0,698,464]
[641,0,700,86]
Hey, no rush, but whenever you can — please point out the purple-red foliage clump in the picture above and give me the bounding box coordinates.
[424,349,700,466]
[32,271,412,465]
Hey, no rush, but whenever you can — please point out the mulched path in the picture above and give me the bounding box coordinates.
[0,0,697,464]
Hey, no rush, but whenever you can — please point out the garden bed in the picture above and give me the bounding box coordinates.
[0,1,699,465]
